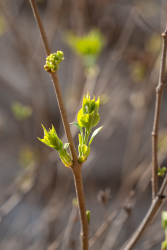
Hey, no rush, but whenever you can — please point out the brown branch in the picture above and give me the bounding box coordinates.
[124,195,164,250]
[29,0,78,165]
[29,1,88,249]
[123,26,167,250]
[152,27,167,199]
[123,173,167,250]
[71,164,89,250]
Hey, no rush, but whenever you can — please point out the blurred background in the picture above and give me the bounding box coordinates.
[0,0,167,249]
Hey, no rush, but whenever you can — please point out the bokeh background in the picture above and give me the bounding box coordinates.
[0,0,167,249]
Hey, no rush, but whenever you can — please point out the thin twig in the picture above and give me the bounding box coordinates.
[101,210,129,250]
[89,209,119,248]
[29,1,88,249]
[47,229,65,250]
[158,174,167,197]
[123,26,167,250]
[152,27,167,199]
[29,0,78,164]
[61,206,77,250]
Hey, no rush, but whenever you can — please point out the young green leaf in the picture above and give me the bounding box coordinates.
[38,125,72,167]
[77,93,100,130]
[71,122,83,134]
[88,126,103,146]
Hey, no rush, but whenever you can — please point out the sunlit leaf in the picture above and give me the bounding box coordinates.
[88,126,103,146]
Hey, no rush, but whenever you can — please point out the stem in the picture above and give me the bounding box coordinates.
[29,1,89,248]
[29,0,78,164]
[84,129,90,145]
[152,27,167,199]
[71,163,89,250]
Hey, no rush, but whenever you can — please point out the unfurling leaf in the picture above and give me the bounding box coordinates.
[38,125,73,167]
[88,126,103,146]
[77,93,100,130]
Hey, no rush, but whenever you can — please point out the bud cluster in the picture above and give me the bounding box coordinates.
[44,51,64,73]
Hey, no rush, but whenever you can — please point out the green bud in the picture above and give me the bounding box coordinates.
[86,210,90,223]
[77,92,100,131]
[57,51,64,58]
[44,51,64,73]
[78,155,85,163]
[78,146,90,163]
[38,125,73,167]
[158,167,167,177]
[38,124,63,151]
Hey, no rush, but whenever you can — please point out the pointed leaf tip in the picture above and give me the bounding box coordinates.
[71,122,83,134]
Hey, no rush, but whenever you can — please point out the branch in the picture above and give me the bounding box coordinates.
[123,175,167,250]
[152,27,167,199]
[71,165,89,249]
[29,0,78,165]
[29,1,88,249]
[123,26,167,250]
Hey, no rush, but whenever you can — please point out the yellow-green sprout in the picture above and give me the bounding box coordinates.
[38,125,73,167]
[71,93,102,163]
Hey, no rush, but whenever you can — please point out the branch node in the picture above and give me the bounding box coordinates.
[157,194,166,200]
[151,132,156,136]
[156,83,165,92]
[81,233,88,238]
[162,31,167,37]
